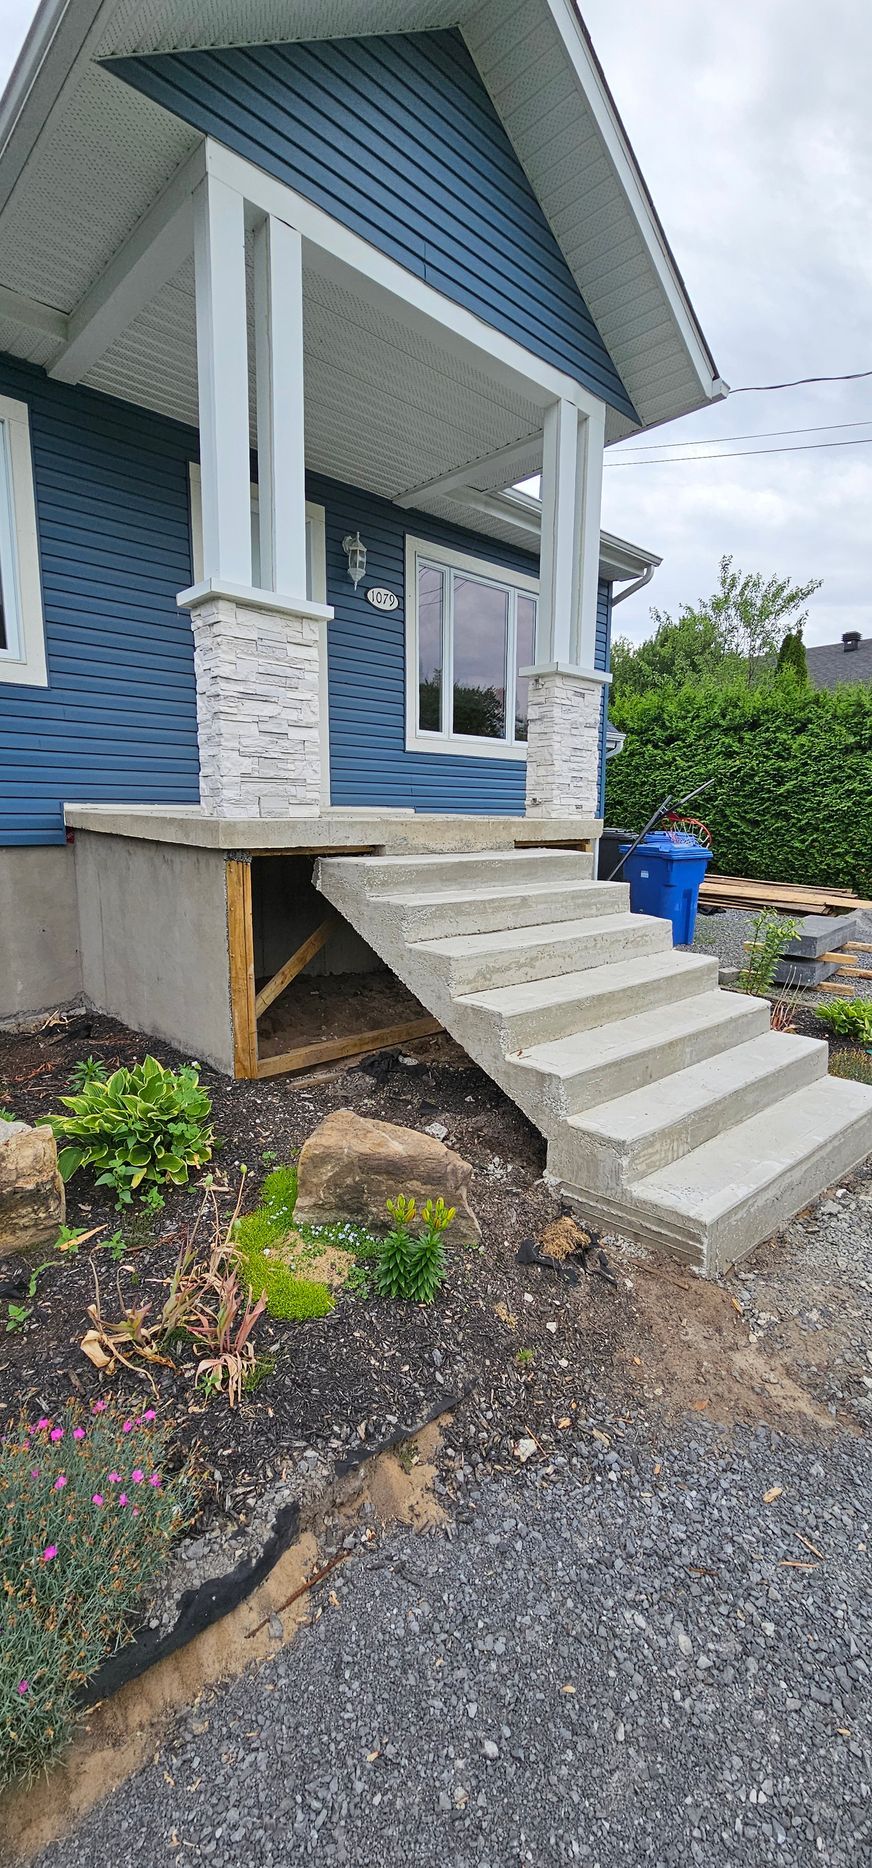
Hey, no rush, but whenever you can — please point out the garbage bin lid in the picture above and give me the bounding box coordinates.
[620,831,710,854]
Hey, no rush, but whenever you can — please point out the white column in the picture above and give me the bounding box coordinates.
[573,400,606,669]
[192,173,252,587]
[253,214,307,597]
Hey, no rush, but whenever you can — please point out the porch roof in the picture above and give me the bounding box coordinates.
[0,0,724,442]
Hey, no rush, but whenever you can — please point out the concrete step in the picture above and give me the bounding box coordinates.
[458,948,719,1050]
[620,1073,872,1272]
[371,877,630,941]
[414,910,673,995]
[510,989,771,1119]
[321,848,594,895]
[552,1031,828,1192]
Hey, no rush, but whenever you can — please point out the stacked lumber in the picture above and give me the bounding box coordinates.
[699,874,872,916]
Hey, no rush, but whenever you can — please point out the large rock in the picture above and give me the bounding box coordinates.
[294,1108,481,1244]
[0,1121,65,1254]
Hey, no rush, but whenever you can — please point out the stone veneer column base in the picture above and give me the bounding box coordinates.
[184,592,323,818]
[524,670,603,819]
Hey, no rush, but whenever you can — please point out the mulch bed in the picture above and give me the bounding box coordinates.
[0,1013,635,1527]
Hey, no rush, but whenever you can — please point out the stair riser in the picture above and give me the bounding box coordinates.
[551,1044,828,1193]
[393,882,630,942]
[518,1002,771,1121]
[706,1110,872,1272]
[438,918,673,995]
[338,853,594,895]
[494,957,719,1050]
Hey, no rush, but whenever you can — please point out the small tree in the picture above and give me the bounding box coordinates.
[687,555,821,683]
[776,630,809,684]
[611,557,822,698]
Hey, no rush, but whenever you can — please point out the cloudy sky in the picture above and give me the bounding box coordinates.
[1,0,869,648]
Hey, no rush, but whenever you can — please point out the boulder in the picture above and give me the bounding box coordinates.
[0,1121,65,1254]
[294,1108,481,1244]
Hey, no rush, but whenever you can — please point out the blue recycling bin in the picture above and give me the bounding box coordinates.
[618,832,712,944]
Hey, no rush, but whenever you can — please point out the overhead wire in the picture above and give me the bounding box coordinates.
[614,417,872,453]
[606,435,872,465]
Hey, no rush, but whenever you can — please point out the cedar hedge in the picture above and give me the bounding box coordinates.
[605,681,872,896]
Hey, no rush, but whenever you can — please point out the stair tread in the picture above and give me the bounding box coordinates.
[516,989,766,1076]
[569,1032,827,1140]
[371,879,623,908]
[458,948,715,1013]
[630,1075,872,1220]
[415,910,666,957]
[332,848,588,868]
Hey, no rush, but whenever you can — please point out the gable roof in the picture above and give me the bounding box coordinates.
[806,637,872,690]
[0,0,724,437]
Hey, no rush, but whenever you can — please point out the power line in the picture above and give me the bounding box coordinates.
[615,417,872,453]
[730,368,872,392]
[606,434,872,466]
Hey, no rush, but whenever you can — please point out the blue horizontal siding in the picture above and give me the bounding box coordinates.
[0,357,200,844]
[108,30,635,419]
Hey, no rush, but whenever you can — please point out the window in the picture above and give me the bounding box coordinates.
[187,464,326,604]
[0,393,47,687]
[405,536,537,757]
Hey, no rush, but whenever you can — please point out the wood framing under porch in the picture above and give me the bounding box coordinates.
[65,807,601,1083]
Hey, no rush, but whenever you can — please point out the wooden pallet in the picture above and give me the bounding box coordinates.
[700,874,872,916]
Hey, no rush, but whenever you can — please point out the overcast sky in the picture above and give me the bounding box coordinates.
[1,0,869,648]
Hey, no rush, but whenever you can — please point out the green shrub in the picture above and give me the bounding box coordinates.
[0,1397,190,1786]
[374,1195,454,1304]
[44,1056,214,1207]
[816,998,872,1045]
[606,680,872,895]
[828,1048,872,1085]
[737,909,800,997]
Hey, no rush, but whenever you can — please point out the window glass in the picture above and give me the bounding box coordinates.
[452,574,508,739]
[418,563,444,730]
[514,593,536,741]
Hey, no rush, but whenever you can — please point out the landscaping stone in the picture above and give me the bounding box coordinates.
[294,1108,481,1243]
[0,1120,64,1253]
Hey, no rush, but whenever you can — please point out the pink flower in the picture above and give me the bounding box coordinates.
[73,1427,85,1440]
[42,1545,57,1562]
[122,1421,133,1434]
[53,1475,67,1491]
[49,1427,64,1443]
[30,1468,40,1480]
[17,1681,29,1696]
[132,1507,140,1518]
[92,1399,108,1413]
[142,1410,156,1423]
[131,1470,144,1484]
[118,1494,128,1507]
[107,1472,121,1484]
[36,1417,50,1431]
[149,1473,161,1487]
[91,1494,103,1507]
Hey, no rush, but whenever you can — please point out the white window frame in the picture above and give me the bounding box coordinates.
[0,392,47,687]
[404,535,537,759]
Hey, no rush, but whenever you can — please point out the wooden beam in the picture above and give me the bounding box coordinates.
[256,1014,442,1078]
[819,981,858,995]
[226,859,258,1078]
[254,914,338,1018]
[845,942,872,953]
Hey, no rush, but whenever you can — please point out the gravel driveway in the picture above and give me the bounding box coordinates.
[35,1417,871,1868]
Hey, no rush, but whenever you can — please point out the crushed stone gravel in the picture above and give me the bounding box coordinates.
[34,1418,871,1868]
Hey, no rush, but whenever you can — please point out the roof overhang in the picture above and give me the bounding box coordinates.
[0,0,724,435]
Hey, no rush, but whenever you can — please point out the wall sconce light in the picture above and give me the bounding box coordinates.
[342,531,367,589]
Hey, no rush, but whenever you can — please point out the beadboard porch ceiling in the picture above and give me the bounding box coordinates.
[0,0,723,439]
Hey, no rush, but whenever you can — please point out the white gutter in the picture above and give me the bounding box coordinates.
[612,562,656,607]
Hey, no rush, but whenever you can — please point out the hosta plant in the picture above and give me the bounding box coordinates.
[374,1195,455,1304]
[44,1056,214,1206]
[816,997,872,1046]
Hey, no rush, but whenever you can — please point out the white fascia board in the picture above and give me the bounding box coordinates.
[395,435,543,506]
[440,484,660,583]
[205,139,603,416]
[49,141,205,384]
[547,0,726,405]
[0,282,68,339]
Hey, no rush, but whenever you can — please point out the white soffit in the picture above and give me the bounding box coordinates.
[96,1,459,57]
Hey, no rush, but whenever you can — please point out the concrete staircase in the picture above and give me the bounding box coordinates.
[315,848,872,1273]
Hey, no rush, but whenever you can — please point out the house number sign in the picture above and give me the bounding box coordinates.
[366,586,400,611]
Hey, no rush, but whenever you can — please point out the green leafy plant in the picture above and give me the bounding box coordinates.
[373,1194,454,1304]
[0,1397,190,1787]
[67,1056,108,1094]
[5,1302,31,1334]
[0,1107,16,1124]
[828,1048,872,1085]
[736,910,800,998]
[44,1056,214,1207]
[816,998,872,1046]
[515,1346,535,1368]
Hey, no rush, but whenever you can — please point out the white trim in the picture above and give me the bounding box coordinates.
[0,282,67,339]
[48,144,205,384]
[395,435,543,507]
[253,213,307,596]
[520,662,611,686]
[192,169,252,588]
[204,139,603,418]
[404,533,538,761]
[177,577,331,624]
[0,391,47,687]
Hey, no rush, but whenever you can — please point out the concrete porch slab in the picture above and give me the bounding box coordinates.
[63,805,602,854]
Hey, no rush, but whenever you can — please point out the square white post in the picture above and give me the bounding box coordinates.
[192,173,252,587]
[572,401,606,669]
[253,214,307,598]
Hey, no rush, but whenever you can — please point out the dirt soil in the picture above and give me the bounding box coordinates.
[0,1009,864,1541]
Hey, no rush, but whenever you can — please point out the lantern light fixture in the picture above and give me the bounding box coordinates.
[342,531,367,589]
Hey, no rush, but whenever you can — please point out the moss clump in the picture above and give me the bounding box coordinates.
[239,1242,333,1320]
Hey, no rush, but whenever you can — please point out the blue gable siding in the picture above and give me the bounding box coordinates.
[107,30,636,420]
[0,359,200,845]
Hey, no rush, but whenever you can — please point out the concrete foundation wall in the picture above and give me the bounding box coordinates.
[0,846,82,1018]
[74,832,234,1074]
